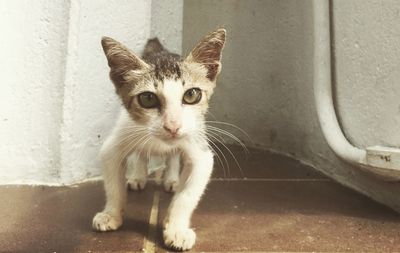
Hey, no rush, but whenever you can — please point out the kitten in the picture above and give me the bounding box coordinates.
[92,28,226,251]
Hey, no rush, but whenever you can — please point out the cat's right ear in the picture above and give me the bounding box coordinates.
[101,37,149,85]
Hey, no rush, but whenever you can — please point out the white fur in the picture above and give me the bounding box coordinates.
[127,153,147,191]
[92,79,214,251]
[163,153,180,192]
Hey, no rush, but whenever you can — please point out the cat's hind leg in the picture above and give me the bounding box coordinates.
[163,153,180,193]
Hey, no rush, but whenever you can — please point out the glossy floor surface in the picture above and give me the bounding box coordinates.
[1,147,399,252]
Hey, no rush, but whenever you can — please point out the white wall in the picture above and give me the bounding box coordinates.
[0,0,182,185]
[151,0,183,54]
[182,0,400,212]
[0,1,70,184]
[59,0,152,184]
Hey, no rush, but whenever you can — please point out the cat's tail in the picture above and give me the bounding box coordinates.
[143,37,164,56]
[142,37,181,60]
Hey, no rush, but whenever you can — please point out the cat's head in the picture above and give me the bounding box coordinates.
[101,29,226,145]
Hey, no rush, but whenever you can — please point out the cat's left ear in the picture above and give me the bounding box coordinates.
[185,28,226,81]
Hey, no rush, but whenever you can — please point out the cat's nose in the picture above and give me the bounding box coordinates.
[163,124,181,136]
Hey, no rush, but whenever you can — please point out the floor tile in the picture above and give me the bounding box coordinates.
[0,182,154,253]
[1,146,399,253]
[156,181,400,252]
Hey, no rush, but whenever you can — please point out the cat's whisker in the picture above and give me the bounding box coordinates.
[131,136,149,161]
[207,136,229,178]
[146,139,156,164]
[207,128,249,157]
[205,120,253,145]
[118,133,151,169]
[106,127,148,147]
[206,131,244,177]
[198,133,227,178]
[103,133,143,164]
[196,132,226,177]
[205,133,232,177]
[206,125,249,155]
[134,135,153,165]
[201,131,230,177]
[106,134,147,161]
[112,131,148,150]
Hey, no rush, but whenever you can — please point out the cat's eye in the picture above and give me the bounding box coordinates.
[183,88,202,105]
[138,92,159,108]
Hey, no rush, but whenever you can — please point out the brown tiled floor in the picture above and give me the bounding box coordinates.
[1,146,400,252]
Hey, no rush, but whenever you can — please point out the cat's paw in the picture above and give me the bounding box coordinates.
[92,212,122,231]
[128,178,147,191]
[163,180,178,193]
[163,227,196,251]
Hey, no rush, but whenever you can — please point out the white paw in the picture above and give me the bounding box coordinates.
[163,227,196,251]
[163,180,178,193]
[92,212,122,231]
[128,178,147,191]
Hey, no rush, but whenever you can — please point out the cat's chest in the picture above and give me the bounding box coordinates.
[133,136,180,156]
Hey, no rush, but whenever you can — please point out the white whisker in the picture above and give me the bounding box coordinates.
[199,133,227,178]
[206,125,249,155]
[205,120,253,144]
[207,131,244,177]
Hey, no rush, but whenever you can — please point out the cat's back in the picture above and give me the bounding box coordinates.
[142,38,180,61]
[142,38,182,80]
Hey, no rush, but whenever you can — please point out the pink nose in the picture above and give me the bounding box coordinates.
[163,124,181,136]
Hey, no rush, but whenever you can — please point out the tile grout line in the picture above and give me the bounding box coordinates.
[143,190,160,253]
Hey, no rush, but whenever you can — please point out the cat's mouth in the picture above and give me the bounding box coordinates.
[160,133,185,143]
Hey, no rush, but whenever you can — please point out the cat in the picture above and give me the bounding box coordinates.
[92,28,226,251]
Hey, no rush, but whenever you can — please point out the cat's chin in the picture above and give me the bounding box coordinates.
[162,135,184,144]
[155,134,188,148]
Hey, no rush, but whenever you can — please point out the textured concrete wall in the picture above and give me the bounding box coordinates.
[59,0,152,184]
[182,0,400,211]
[0,0,183,184]
[151,0,183,54]
[0,1,70,184]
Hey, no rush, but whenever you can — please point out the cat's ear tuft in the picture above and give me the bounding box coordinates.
[186,28,226,81]
[101,36,149,72]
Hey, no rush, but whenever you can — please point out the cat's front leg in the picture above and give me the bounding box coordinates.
[163,147,213,251]
[92,137,128,232]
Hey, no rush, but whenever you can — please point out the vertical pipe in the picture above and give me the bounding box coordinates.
[313,0,367,165]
